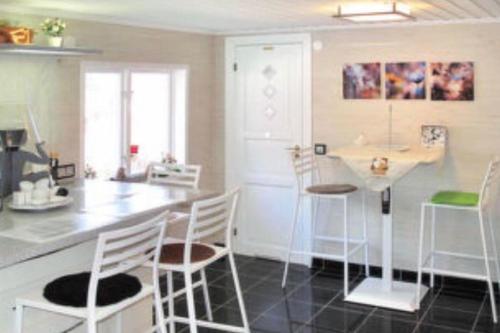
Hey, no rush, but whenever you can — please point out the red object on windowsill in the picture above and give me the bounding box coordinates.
[130,145,139,155]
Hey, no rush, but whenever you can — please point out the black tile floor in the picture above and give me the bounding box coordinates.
[161,255,500,333]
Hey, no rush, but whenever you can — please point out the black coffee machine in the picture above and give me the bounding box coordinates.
[0,128,50,208]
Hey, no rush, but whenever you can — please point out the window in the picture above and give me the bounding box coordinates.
[82,63,188,179]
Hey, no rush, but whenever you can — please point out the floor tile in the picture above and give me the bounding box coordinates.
[194,285,237,306]
[286,284,339,306]
[210,272,262,291]
[414,324,470,333]
[248,277,299,297]
[421,306,477,331]
[226,291,284,315]
[264,299,324,324]
[356,315,416,333]
[473,315,500,333]
[251,314,305,333]
[308,307,369,332]
[305,271,346,291]
[432,288,484,313]
[269,265,318,285]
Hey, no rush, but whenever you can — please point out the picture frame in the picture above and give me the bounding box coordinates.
[421,125,448,148]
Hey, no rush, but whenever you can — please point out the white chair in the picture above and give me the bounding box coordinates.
[281,147,370,297]
[15,211,169,333]
[148,162,202,189]
[416,157,500,322]
[152,188,249,333]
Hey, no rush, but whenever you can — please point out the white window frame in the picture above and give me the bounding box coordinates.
[80,61,190,178]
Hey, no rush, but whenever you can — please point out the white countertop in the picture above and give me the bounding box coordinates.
[0,179,216,269]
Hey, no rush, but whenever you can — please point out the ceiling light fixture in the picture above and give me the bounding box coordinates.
[333,2,415,23]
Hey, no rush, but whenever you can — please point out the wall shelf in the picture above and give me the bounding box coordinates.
[0,44,102,56]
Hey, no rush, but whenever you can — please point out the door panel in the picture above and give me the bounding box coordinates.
[233,42,308,260]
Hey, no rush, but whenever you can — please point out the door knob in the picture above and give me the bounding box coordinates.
[285,145,301,159]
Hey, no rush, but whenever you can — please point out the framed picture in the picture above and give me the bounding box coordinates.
[421,125,448,148]
[430,62,474,101]
[343,63,381,99]
[385,62,426,100]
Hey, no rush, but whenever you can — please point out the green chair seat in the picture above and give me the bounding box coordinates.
[431,191,479,207]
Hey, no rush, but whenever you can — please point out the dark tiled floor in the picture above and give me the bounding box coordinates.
[161,255,499,333]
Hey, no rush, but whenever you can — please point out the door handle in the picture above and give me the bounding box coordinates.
[284,145,300,151]
[285,145,301,159]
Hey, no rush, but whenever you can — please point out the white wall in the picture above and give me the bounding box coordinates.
[311,23,500,271]
[0,13,219,189]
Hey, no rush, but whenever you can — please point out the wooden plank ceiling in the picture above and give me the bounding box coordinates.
[1,0,500,34]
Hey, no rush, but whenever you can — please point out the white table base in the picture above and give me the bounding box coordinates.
[345,277,428,312]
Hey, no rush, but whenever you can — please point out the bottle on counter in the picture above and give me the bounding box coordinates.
[49,152,59,185]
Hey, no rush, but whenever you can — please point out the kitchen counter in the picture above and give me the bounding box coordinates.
[0,179,218,333]
[0,179,216,269]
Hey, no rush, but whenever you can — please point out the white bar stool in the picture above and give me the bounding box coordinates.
[151,188,249,333]
[281,146,370,297]
[15,210,169,333]
[416,157,500,322]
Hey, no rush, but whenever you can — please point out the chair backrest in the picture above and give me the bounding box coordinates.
[183,188,240,265]
[479,156,500,210]
[87,210,169,313]
[290,147,320,192]
[147,162,202,189]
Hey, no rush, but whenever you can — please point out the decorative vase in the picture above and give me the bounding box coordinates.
[47,36,63,47]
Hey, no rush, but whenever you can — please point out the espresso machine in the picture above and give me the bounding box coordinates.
[0,128,50,209]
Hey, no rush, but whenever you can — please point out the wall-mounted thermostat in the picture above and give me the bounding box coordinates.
[314,144,327,155]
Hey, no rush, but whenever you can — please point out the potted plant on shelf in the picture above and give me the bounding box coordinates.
[40,18,66,47]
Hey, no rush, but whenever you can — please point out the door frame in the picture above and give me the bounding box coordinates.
[224,34,312,260]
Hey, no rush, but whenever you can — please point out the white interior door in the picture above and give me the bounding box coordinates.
[226,34,311,262]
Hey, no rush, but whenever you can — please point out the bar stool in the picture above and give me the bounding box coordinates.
[416,157,500,322]
[281,147,370,297]
[151,188,249,333]
[15,210,169,333]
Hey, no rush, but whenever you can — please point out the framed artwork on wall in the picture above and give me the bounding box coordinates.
[385,62,426,100]
[430,62,474,101]
[343,63,381,99]
[421,125,448,148]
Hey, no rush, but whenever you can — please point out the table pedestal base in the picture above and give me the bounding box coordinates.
[345,277,428,312]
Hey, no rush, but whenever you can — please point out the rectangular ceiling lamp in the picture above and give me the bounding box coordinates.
[333,2,414,22]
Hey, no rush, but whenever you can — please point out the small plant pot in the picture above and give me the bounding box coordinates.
[47,36,63,47]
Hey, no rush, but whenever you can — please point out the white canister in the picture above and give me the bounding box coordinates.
[32,189,50,204]
[12,191,26,206]
[35,178,50,190]
[19,181,34,192]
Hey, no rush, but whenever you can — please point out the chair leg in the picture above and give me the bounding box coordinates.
[184,271,199,333]
[115,312,122,333]
[14,304,23,333]
[416,204,426,310]
[430,206,436,288]
[153,271,167,333]
[311,197,320,254]
[229,253,250,333]
[167,272,175,333]
[87,319,98,333]
[486,213,500,287]
[479,211,498,323]
[343,197,349,298]
[200,269,213,321]
[282,194,302,288]
[362,190,370,277]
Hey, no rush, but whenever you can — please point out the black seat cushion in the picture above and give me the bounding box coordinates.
[43,272,142,307]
